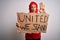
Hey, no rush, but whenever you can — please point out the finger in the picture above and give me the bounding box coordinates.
[17,28,20,32]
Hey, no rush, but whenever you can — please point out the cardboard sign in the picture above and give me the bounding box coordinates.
[17,12,49,33]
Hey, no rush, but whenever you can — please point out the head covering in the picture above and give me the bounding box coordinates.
[29,1,38,13]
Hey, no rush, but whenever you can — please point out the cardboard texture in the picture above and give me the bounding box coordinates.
[17,12,49,33]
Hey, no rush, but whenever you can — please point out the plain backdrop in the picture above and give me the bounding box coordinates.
[0,0,60,40]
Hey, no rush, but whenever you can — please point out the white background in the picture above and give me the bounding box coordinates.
[0,0,60,40]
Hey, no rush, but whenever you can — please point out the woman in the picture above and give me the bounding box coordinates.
[25,1,41,40]
[16,1,45,40]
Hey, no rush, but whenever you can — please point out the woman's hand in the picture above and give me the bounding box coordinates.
[39,2,46,13]
[16,22,20,28]
[16,22,21,32]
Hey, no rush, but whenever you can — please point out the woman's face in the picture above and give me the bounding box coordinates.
[30,4,36,13]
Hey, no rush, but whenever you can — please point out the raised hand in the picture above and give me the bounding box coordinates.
[39,2,46,13]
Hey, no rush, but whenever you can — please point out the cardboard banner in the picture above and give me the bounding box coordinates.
[17,12,49,33]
